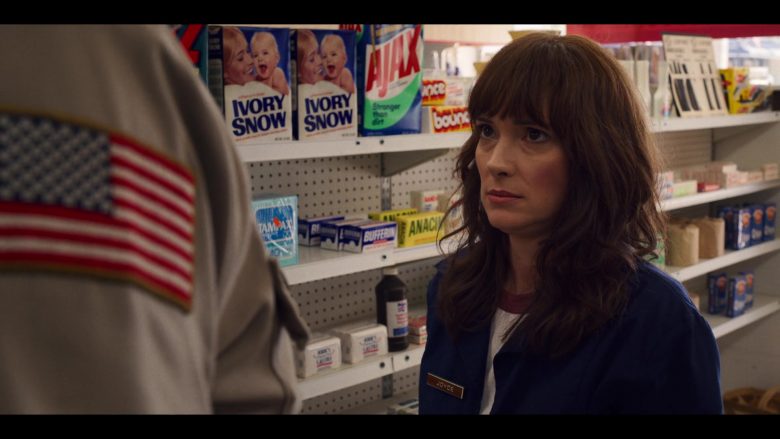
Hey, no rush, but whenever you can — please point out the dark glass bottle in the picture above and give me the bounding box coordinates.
[375,267,409,352]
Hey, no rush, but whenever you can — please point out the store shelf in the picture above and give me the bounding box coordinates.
[235,114,779,163]
[705,294,780,339]
[237,132,468,162]
[650,112,780,133]
[339,390,419,415]
[283,244,443,285]
[664,239,780,282]
[661,180,780,211]
[298,343,425,400]
[283,238,459,286]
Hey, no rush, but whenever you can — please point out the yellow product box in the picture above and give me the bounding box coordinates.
[369,208,418,222]
[719,67,772,114]
[422,105,471,134]
[396,211,444,247]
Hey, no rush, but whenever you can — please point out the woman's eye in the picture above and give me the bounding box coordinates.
[477,124,495,139]
[526,128,549,142]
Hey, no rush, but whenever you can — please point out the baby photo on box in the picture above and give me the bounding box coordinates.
[208,26,293,144]
[292,29,357,141]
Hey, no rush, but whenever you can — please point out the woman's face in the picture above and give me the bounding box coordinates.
[474,115,568,239]
[299,43,324,85]
[225,39,256,85]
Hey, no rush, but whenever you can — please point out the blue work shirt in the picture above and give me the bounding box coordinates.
[419,258,723,414]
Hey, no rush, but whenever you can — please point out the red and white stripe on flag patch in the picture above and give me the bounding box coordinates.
[0,111,195,311]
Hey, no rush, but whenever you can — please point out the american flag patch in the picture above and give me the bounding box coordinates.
[0,112,195,311]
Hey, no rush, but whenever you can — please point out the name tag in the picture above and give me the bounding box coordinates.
[426,373,464,399]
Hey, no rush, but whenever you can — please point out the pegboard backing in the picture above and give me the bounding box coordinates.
[391,149,462,209]
[245,154,382,218]
[300,377,383,414]
[654,129,712,169]
[289,269,381,332]
[289,256,442,333]
[398,257,442,308]
[393,366,421,396]
[388,130,713,210]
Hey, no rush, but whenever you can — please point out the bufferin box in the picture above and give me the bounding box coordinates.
[340,221,397,253]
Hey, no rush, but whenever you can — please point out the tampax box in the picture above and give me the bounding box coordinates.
[208,26,292,144]
[251,194,298,267]
[295,332,342,378]
[340,221,397,253]
[707,272,728,315]
[329,321,388,364]
[422,106,471,134]
[342,24,423,136]
[397,211,444,248]
[726,274,747,318]
[291,29,357,141]
[299,215,345,246]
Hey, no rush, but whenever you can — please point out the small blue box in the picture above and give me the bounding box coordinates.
[726,274,747,318]
[764,202,776,241]
[730,207,752,250]
[299,215,345,246]
[707,272,728,315]
[748,204,764,245]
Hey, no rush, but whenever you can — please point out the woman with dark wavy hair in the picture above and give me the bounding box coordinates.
[419,33,722,414]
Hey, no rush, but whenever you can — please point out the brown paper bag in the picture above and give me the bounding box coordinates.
[667,221,699,266]
[693,217,725,259]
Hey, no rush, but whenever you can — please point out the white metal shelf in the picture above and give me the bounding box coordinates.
[283,244,443,286]
[237,113,780,163]
[298,343,425,400]
[301,294,780,403]
[661,180,780,211]
[664,239,780,282]
[237,132,469,162]
[283,238,458,286]
[705,294,780,339]
[339,390,419,415]
[651,112,780,133]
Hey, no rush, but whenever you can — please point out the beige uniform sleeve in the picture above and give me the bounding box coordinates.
[202,125,310,414]
[152,28,310,413]
[0,25,309,414]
